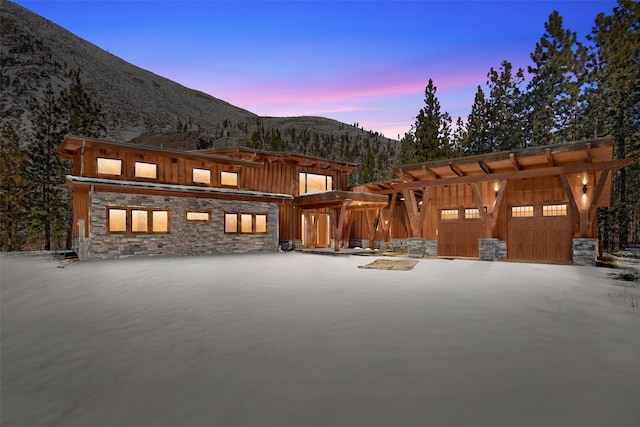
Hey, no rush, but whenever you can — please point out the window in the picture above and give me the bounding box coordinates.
[543,204,567,217]
[106,207,170,234]
[511,206,534,218]
[134,162,157,179]
[224,213,268,234]
[465,208,480,219]
[185,210,211,222]
[97,158,122,175]
[107,208,127,232]
[440,209,459,220]
[221,171,238,187]
[299,172,333,194]
[192,168,211,184]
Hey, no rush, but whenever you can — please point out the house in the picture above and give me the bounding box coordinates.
[58,135,387,260]
[59,135,632,264]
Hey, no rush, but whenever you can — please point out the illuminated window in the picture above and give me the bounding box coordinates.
[106,207,169,234]
[131,209,148,232]
[97,158,122,175]
[192,168,211,184]
[185,210,211,222]
[543,204,567,217]
[225,213,268,234]
[465,208,480,219]
[299,172,333,194]
[134,162,157,179]
[224,213,238,233]
[441,209,459,220]
[255,214,267,233]
[107,208,127,232]
[511,206,534,218]
[221,171,238,186]
[152,211,169,232]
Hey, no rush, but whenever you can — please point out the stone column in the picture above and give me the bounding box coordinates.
[424,240,437,257]
[479,238,500,261]
[572,238,598,265]
[407,238,427,258]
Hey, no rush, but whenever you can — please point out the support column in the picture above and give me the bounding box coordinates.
[479,238,500,261]
[573,238,598,265]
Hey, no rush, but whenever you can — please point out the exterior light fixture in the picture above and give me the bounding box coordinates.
[583,184,587,194]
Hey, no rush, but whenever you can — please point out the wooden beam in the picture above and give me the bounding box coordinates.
[588,170,610,230]
[422,165,438,179]
[470,183,486,220]
[545,148,554,166]
[402,189,421,238]
[478,160,491,174]
[449,162,464,177]
[560,174,580,236]
[509,153,521,170]
[397,168,416,182]
[381,158,633,193]
[586,143,592,163]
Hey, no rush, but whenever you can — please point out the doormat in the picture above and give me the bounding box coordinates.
[358,259,418,271]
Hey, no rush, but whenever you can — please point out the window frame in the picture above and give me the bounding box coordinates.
[192,168,212,185]
[224,212,268,234]
[96,157,123,176]
[185,210,212,223]
[220,171,238,187]
[134,161,158,179]
[440,209,459,220]
[542,204,568,217]
[299,172,334,194]
[511,205,535,218]
[106,206,170,234]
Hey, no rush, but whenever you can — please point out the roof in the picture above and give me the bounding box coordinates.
[361,136,633,194]
[293,191,388,210]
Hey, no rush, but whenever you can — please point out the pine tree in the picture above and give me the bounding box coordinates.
[0,124,29,251]
[414,79,444,161]
[26,83,69,250]
[61,70,106,137]
[463,86,490,155]
[486,61,526,151]
[527,11,587,145]
[589,0,640,249]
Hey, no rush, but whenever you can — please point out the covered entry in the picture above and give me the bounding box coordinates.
[294,191,388,251]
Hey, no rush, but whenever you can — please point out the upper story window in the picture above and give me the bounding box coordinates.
[511,206,534,218]
[97,158,122,176]
[440,209,458,220]
[134,162,157,179]
[543,204,567,217]
[192,168,211,184]
[221,171,238,187]
[465,208,481,219]
[299,172,333,194]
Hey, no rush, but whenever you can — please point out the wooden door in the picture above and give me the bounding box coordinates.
[437,219,483,258]
[507,208,572,261]
[301,213,331,248]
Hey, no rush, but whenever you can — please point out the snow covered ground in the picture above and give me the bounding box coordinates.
[1,253,639,427]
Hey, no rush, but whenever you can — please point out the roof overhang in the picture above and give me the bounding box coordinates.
[293,191,388,210]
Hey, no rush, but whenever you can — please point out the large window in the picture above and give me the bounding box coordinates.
[134,162,157,179]
[106,207,169,234]
[221,171,238,187]
[299,172,333,194]
[192,168,211,184]
[97,158,122,176]
[224,213,268,234]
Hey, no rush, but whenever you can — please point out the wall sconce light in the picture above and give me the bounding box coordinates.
[583,184,587,194]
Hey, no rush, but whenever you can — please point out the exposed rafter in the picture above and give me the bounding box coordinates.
[478,160,491,174]
[509,153,521,171]
[586,143,592,163]
[449,162,464,177]
[545,148,554,167]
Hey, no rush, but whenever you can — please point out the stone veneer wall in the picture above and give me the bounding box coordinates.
[86,191,279,260]
[572,238,598,265]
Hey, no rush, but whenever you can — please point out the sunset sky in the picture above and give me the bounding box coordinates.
[16,0,618,139]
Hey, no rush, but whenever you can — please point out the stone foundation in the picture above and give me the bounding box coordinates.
[479,238,499,261]
[424,240,437,256]
[573,238,598,265]
[407,238,426,258]
[85,191,280,260]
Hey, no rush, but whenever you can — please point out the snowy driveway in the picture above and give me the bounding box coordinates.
[2,253,639,427]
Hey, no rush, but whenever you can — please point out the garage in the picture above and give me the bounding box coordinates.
[507,204,573,261]
[437,208,484,258]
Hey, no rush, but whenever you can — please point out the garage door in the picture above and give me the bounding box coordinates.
[437,208,483,257]
[508,205,572,261]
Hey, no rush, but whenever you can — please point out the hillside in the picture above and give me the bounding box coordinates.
[0,0,399,180]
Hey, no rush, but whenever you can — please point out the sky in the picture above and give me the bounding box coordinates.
[15,0,619,140]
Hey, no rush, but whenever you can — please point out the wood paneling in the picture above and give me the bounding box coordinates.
[437,218,483,257]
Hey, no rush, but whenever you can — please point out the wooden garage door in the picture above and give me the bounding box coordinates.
[437,217,483,258]
[508,205,572,261]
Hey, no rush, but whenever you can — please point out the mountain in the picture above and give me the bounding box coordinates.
[0,0,399,180]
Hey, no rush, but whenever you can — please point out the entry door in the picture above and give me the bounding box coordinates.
[301,213,331,248]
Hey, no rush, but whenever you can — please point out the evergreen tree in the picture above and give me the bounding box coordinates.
[0,124,28,251]
[589,0,640,249]
[463,86,490,155]
[486,61,526,151]
[26,83,69,250]
[527,11,587,145]
[61,70,105,137]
